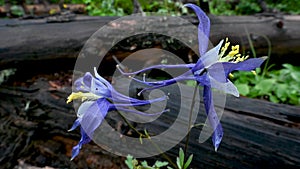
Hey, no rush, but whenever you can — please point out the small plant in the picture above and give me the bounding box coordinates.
[208,0,300,15]
[140,0,187,16]
[125,148,193,169]
[232,64,300,105]
[231,24,300,105]
[176,148,193,169]
[125,154,170,169]
[80,0,187,16]
[208,0,261,15]
[83,0,126,16]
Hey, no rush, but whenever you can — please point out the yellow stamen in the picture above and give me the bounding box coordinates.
[219,38,249,63]
[67,92,101,103]
[228,45,239,57]
[251,70,257,75]
[232,45,239,51]
[219,38,230,58]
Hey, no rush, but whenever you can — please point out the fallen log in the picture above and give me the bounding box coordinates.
[0,14,300,73]
[1,13,300,168]
[0,72,299,168]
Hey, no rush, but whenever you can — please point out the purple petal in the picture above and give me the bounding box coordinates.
[117,64,195,76]
[203,86,223,151]
[71,127,91,160]
[195,74,210,86]
[68,118,81,131]
[125,71,195,95]
[80,127,92,145]
[114,106,168,116]
[109,87,162,104]
[74,72,94,91]
[212,123,223,151]
[71,144,80,160]
[209,57,266,80]
[136,74,196,95]
[184,3,210,56]
[80,98,110,138]
[113,95,167,107]
[91,78,110,97]
[74,71,111,97]
[82,72,93,88]
[225,57,266,73]
[74,78,89,92]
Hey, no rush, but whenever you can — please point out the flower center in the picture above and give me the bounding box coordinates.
[67,92,102,103]
[218,38,249,63]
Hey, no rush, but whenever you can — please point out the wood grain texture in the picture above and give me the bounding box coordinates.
[1,15,300,71]
[1,74,299,168]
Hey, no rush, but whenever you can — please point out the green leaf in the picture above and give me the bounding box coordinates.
[10,5,24,16]
[179,148,184,167]
[154,161,169,167]
[144,129,150,138]
[291,72,300,82]
[141,161,148,167]
[139,135,143,144]
[282,63,294,70]
[275,84,288,101]
[269,94,279,103]
[254,79,276,95]
[235,83,250,96]
[183,154,193,169]
[289,94,300,105]
[176,157,182,169]
[125,155,134,169]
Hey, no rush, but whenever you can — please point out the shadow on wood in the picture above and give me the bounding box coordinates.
[0,72,299,168]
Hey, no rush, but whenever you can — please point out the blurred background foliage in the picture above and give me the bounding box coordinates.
[1,0,300,16]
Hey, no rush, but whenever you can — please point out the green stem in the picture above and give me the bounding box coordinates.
[117,111,178,168]
[245,28,272,78]
[117,111,142,136]
[260,34,272,78]
[184,85,198,158]
[245,28,256,58]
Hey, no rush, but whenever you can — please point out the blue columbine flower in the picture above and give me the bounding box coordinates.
[117,4,266,151]
[67,67,167,160]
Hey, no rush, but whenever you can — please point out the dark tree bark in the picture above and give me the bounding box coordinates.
[0,75,299,168]
[1,14,300,73]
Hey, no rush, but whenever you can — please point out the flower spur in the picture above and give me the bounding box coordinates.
[67,67,168,160]
[117,3,266,151]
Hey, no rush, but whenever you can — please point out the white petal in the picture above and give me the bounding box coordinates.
[93,67,111,87]
[209,76,239,97]
[201,40,224,68]
[93,67,101,79]
[77,101,94,118]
